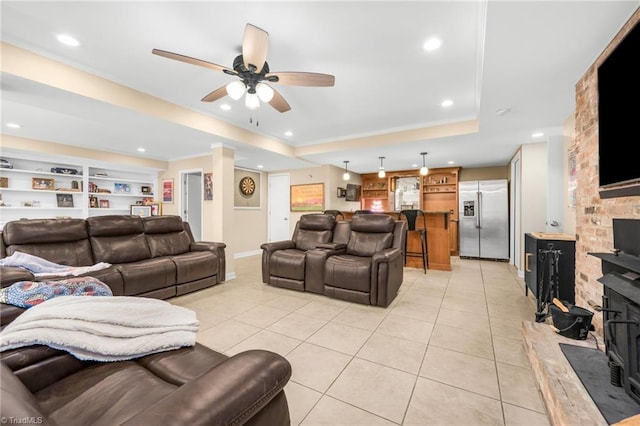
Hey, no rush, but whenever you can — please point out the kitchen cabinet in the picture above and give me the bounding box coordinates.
[423,167,460,255]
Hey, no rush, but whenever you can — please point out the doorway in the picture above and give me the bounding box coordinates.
[268,173,290,242]
[510,152,522,276]
[180,170,203,241]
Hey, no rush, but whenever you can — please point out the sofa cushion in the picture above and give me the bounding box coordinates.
[86,215,144,237]
[0,363,51,425]
[117,258,176,295]
[324,254,372,292]
[3,218,94,266]
[292,214,335,251]
[346,232,393,257]
[171,251,217,284]
[270,249,306,281]
[143,216,192,257]
[35,361,177,426]
[90,234,151,264]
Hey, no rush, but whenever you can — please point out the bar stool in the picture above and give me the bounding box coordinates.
[399,209,428,273]
[323,210,345,220]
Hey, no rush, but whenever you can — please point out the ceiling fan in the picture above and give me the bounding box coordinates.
[152,23,335,113]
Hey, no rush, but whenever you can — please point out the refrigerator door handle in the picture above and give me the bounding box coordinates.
[476,191,481,228]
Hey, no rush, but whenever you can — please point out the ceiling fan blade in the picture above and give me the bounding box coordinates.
[152,48,232,74]
[269,88,291,113]
[242,24,269,73]
[201,86,228,102]
[266,71,335,87]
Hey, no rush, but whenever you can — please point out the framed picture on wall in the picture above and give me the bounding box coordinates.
[204,173,213,201]
[162,179,174,203]
[291,183,324,212]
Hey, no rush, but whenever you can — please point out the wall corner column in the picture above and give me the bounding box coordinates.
[211,144,236,280]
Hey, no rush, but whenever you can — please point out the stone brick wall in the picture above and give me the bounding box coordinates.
[573,8,640,335]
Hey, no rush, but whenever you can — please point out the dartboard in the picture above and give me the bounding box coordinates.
[239,176,256,196]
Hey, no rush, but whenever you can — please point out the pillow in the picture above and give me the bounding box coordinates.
[0,277,112,309]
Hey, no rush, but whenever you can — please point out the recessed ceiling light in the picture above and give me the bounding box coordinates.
[447,160,455,165]
[423,38,442,52]
[532,132,544,138]
[496,107,511,116]
[220,104,231,111]
[411,163,418,168]
[284,131,293,137]
[137,148,146,153]
[441,99,453,108]
[56,34,80,47]
[6,123,21,129]
[257,165,264,169]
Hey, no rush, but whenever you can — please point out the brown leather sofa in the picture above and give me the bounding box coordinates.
[261,213,336,292]
[1,343,291,425]
[261,214,406,307]
[323,214,405,307]
[0,215,226,326]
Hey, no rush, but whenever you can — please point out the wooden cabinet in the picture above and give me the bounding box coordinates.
[524,233,575,319]
[360,174,390,212]
[422,167,460,255]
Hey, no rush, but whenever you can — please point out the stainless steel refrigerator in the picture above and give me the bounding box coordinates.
[458,179,509,259]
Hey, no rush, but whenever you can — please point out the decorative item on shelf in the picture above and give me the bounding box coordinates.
[32,178,54,190]
[342,161,350,181]
[130,205,152,217]
[50,167,79,175]
[142,197,154,205]
[141,185,153,194]
[337,187,346,198]
[56,194,74,208]
[95,172,108,177]
[0,158,13,169]
[114,183,131,193]
[419,152,429,176]
[377,157,386,178]
[149,203,161,216]
[88,182,98,193]
[89,196,98,208]
[99,199,109,208]
[0,177,8,188]
[71,180,79,190]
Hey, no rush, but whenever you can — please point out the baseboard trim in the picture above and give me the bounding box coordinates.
[234,249,262,259]
[225,271,237,281]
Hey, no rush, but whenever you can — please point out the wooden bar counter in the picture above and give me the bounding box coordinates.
[342,211,451,271]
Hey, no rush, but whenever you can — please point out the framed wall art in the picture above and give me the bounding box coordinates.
[162,178,174,203]
[56,193,74,208]
[234,168,261,209]
[150,203,161,216]
[291,183,324,212]
[204,173,213,201]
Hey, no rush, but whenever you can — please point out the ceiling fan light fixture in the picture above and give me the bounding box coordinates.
[343,160,350,181]
[227,80,246,100]
[245,92,260,110]
[256,82,274,102]
[419,152,429,176]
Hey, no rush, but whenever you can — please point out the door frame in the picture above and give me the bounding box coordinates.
[179,168,203,240]
[510,151,522,276]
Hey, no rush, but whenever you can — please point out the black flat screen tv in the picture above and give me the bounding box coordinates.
[345,183,361,202]
[597,20,640,195]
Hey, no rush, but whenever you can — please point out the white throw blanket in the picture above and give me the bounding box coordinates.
[0,251,111,277]
[0,296,199,361]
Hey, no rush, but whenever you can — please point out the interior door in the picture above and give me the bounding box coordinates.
[182,172,202,241]
[268,173,290,242]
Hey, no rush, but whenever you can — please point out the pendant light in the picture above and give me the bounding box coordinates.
[343,160,350,181]
[378,156,386,178]
[419,152,429,176]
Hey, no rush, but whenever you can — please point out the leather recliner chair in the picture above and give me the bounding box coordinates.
[261,214,336,292]
[323,214,406,307]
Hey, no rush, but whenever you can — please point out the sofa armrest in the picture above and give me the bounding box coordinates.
[260,241,295,284]
[0,266,34,287]
[372,248,404,307]
[316,242,346,250]
[372,247,403,265]
[122,350,291,426]
[305,247,345,294]
[190,242,227,283]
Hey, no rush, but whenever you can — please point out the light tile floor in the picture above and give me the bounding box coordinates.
[171,256,550,426]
